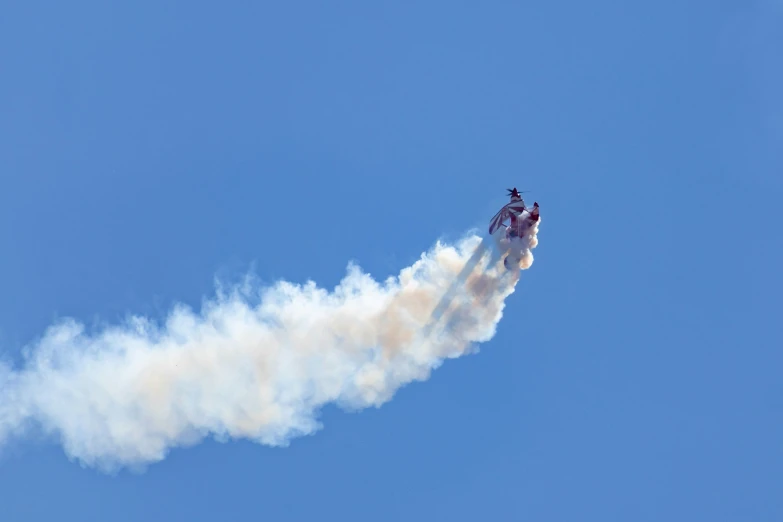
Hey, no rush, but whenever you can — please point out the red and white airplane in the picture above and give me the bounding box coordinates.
[488,187,539,238]
[488,187,540,269]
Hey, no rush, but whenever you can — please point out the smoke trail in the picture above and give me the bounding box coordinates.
[0,224,539,472]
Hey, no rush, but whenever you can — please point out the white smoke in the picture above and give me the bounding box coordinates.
[0,223,539,472]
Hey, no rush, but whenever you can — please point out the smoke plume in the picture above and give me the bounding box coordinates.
[0,224,539,472]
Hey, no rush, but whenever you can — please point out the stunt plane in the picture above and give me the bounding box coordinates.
[425,186,541,326]
[488,188,540,269]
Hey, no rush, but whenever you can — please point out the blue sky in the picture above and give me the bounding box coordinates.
[1,1,781,520]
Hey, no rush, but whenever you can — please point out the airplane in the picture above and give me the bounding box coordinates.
[488,187,540,269]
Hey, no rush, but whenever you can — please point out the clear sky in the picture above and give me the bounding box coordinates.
[1,1,781,520]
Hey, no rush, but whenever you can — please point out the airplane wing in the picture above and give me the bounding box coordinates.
[488,201,527,234]
[488,208,509,235]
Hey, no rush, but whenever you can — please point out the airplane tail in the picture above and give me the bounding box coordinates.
[529,202,539,221]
